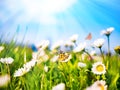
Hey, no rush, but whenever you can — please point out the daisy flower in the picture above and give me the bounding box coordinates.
[86,80,107,90]
[92,62,106,75]
[93,38,105,48]
[69,34,78,43]
[52,83,65,90]
[101,27,114,36]
[0,57,14,64]
[73,42,86,53]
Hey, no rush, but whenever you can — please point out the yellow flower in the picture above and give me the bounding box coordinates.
[92,62,106,75]
[114,46,120,54]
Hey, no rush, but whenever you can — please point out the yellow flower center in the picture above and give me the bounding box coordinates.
[98,83,104,90]
[96,65,104,72]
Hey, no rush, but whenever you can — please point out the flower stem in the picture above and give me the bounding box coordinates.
[99,47,105,61]
[107,35,110,56]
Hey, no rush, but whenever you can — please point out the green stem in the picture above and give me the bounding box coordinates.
[84,50,93,61]
[99,47,105,61]
[107,35,110,56]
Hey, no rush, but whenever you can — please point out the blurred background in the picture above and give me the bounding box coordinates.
[0,0,120,51]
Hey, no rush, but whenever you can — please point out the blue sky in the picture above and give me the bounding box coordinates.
[0,0,120,51]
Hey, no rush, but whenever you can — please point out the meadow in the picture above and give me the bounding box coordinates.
[0,27,120,90]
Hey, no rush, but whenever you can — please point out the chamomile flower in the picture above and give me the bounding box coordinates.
[86,80,107,90]
[73,42,86,53]
[92,62,106,75]
[69,34,78,42]
[52,83,65,90]
[93,38,105,48]
[0,57,14,64]
[101,27,114,36]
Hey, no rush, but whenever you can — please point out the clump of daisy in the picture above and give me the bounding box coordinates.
[52,83,65,90]
[86,80,107,90]
[0,74,10,87]
[92,62,106,75]
[69,34,78,43]
[0,57,14,64]
[114,46,120,55]
[0,46,4,53]
[78,62,86,68]
[101,27,114,56]
[93,38,105,60]
[14,60,36,77]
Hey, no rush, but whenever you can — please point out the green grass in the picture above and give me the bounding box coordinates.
[0,42,120,90]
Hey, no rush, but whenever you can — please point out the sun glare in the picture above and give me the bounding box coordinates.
[22,0,77,15]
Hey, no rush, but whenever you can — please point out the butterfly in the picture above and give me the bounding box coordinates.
[85,33,92,40]
[58,50,70,61]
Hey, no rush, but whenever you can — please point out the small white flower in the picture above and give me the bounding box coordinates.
[78,62,86,68]
[90,50,96,56]
[51,55,59,62]
[44,65,48,72]
[92,62,106,75]
[101,27,114,36]
[73,42,86,53]
[14,60,36,77]
[86,80,107,90]
[52,83,65,90]
[14,67,29,77]
[69,34,78,42]
[64,41,74,47]
[93,38,105,48]
[36,40,50,50]
[51,40,63,51]
[0,74,10,87]
[0,46,4,52]
[0,57,14,64]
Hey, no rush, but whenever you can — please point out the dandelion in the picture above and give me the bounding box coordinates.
[69,34,78,43]
[101,27,114,56]
[0,46,4,52]
[92,62,106,75]
[78,62,86,68]
[93,38,105,60]
[0,74,10,87]
[114,46,120,55]
[52,83,65,90]
[0,57,14,64]
[86,80,107,90]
